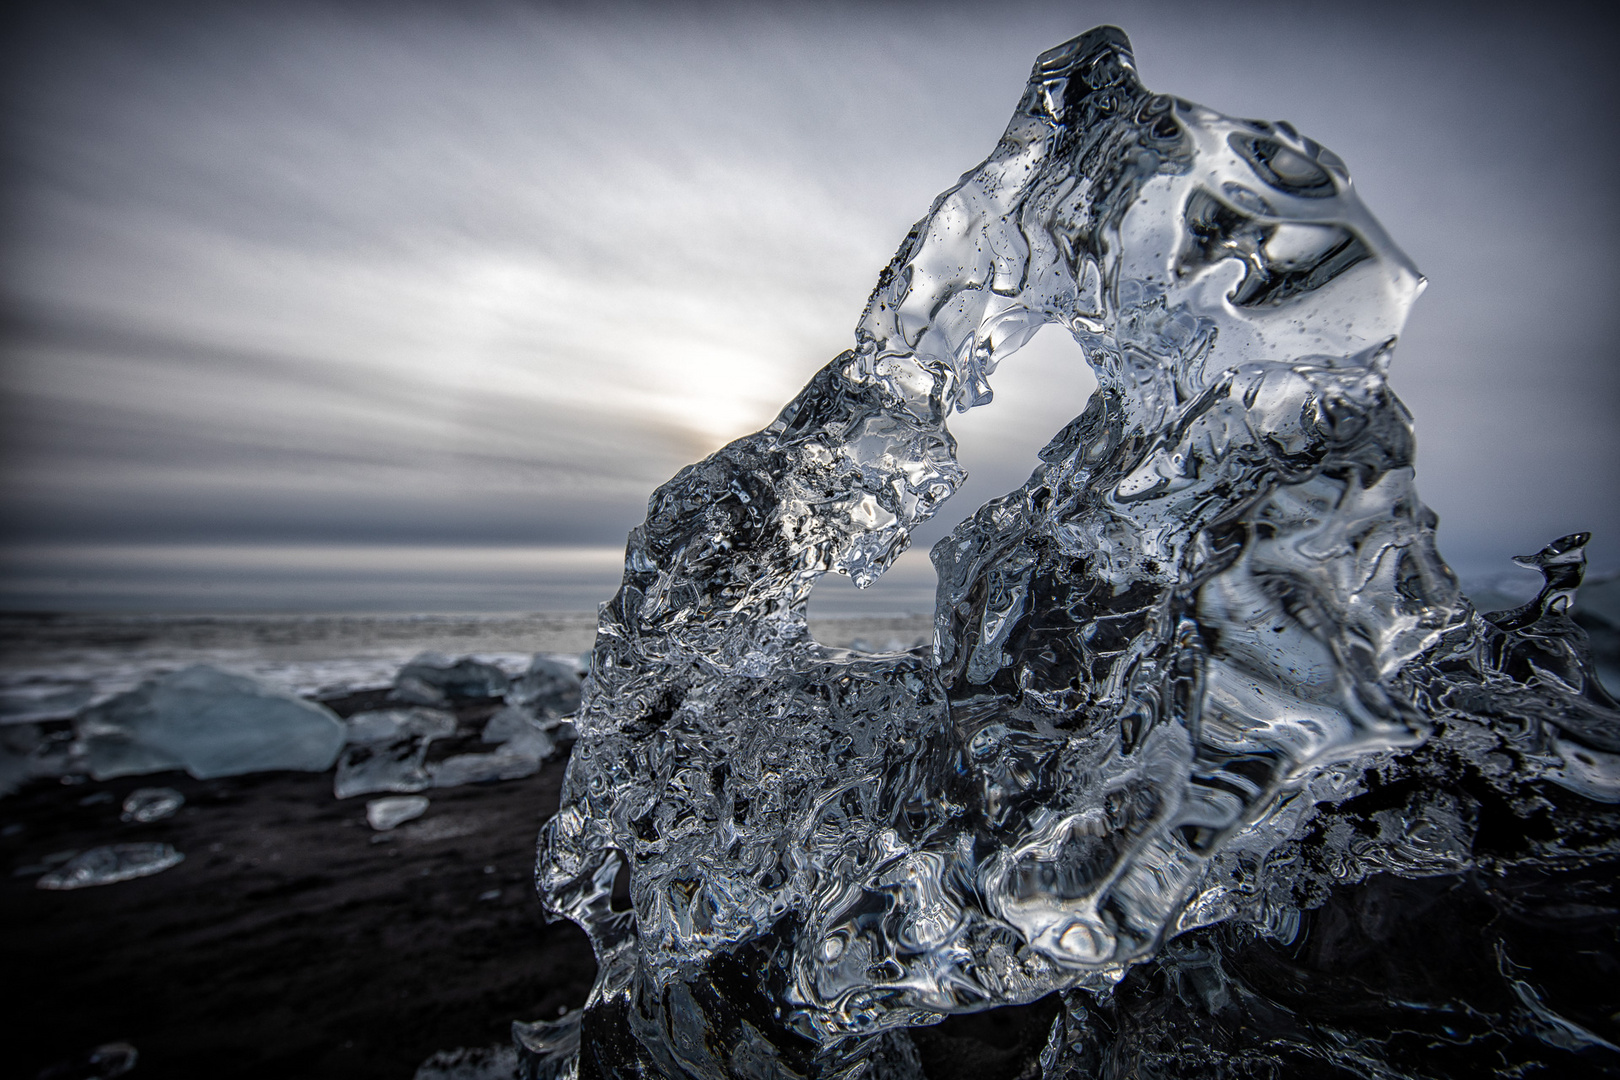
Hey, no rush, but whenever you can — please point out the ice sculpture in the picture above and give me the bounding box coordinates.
[535,27,1620,1079]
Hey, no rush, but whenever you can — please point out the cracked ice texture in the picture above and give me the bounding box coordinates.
[536,27,1620,1079]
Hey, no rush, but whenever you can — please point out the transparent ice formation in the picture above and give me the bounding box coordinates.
[507,655,588,718]
[120,786,184,823]
[75,665,345,781]
[429,724,554,788]
[367,794,431,831]
[37,843,183,890]
[477,703,564,760]
[534,27,1620,1079]
[335,707,458,799]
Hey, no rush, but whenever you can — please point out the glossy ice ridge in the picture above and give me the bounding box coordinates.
[535,27,1619,1079]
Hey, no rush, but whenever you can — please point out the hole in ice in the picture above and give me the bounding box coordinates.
[609,857,632,913]
[804,326,1098,623]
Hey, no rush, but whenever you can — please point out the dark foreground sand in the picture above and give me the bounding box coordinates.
[4,689,1055,1080]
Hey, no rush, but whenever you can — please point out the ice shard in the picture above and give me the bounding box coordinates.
[367,794,431,831]
[36,843,184,890]
[535,27,1620,1079]
[121,786,184,823]
[334,707,457,799]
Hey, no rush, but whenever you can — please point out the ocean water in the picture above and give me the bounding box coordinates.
[0,610,937,725]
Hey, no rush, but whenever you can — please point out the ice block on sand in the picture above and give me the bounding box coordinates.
[76,665,343,781]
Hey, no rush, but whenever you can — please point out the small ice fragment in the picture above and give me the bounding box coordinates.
[75,665,344,781]
[428,747,544,788]
[367,794,430,831]
[36,843,183,889]
[506,654,584,715]
[496,711,558,757]
[336,742,430,799]
[429,706,557,788]
[413,1044,518,1080]
[480,704,534,744]
[478,888,501,901]
[335,709,457,799]
[393,652,510,706]
[35,1040,138,1079]
[121,787,184,823]
[430,722,555,790]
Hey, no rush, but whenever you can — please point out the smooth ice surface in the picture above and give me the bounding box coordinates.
[429,722,554,788]
[75,664,344,781]
[121,786,184,823]
[37,843,183,890]
[367,794,431,831]
[535,26,1620,1079]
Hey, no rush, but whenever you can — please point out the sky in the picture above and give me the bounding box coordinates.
[1,0,1615,614]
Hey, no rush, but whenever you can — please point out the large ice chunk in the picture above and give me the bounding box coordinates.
[75,665,343,781]
[533,25,1620,1080]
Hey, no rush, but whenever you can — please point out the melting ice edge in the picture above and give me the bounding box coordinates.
[531,27,1620,1080]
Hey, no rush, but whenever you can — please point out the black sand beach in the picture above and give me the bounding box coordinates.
[4,695,594,1079]
[4,720,1056,1080]
[2,613,1062,1079]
